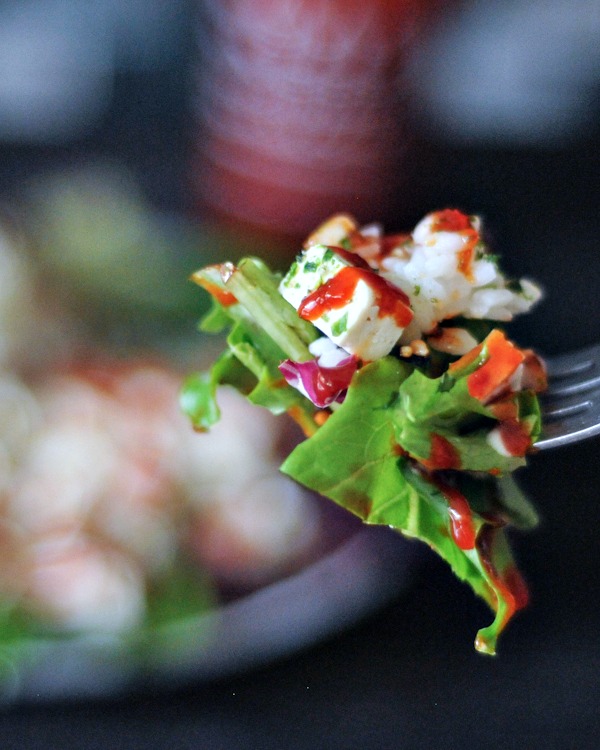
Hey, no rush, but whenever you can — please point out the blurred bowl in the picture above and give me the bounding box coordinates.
[0,525,416,704]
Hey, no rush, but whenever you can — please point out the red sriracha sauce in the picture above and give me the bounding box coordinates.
[497,419,533,456]
[431,209,480,282]
[198,280,238,307]
[423,468,476,551]
[449,329,525,403]
[476,525,530,647]
[298,266,413,329]
[488,396,533,457]
[192,265,238,307]
[424,433,462,471]
[446,485,477,551]
[433,474,477,551]
[467,331,525,402]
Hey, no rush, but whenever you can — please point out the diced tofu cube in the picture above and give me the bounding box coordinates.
[317,278,406,360]
[279,244,411,361]
[279,244,351,309]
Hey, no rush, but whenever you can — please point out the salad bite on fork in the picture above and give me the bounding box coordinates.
[182,209,549,655]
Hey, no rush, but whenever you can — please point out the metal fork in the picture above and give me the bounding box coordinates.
[535,342,600,449]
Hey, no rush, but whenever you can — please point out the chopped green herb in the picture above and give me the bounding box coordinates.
[479,251,501,264]
[331,313,349,336]
[285,261,298,281]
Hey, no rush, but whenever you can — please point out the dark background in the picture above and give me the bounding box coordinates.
[1,1,599,747]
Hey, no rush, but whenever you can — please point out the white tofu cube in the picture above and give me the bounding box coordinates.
[279,244,351,309]
[279,245,412,361]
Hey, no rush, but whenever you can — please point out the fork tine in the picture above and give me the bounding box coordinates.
[543,342,600,396]
[536,386,600,449]
[535,401,600,448]
[534,343,600,449]
[541,392,595,423]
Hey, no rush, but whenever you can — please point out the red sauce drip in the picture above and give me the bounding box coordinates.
[349,231,411,264]
[431,209,479,282]
[498,419,532,456]
[521,350,548,393]
[488,396,519,422]
[431,474,476,550]
[504,566,530,611]
[431,209,471,232]
[298,266,413,328]
[197,280,238,307]
[445,485,476,550]
[380,233,411,257]
[423,433,461,470]
[477,525,529,625]
[456,235,478,282]
[330,246,372,270]
[391,441,407,457]
[466,330,525,402]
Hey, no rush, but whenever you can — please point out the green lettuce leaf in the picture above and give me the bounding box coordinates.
[281,357,536,654]
[185,256,542,655]
[182,259,320,434]
[395,367,526,473]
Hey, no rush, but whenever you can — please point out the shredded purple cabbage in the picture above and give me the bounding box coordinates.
[279,354,358,408]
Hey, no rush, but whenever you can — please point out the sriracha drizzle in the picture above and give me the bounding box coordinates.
[298,266,413,329]
[477,526,530,622]
[433,475,477,550]
[425,433,462,470]
[431,209,479,282]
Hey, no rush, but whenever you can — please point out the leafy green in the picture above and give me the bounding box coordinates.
[186,256,543,655]
[395,366,532,474]
[183,260,320,435]
[281,358,535,654]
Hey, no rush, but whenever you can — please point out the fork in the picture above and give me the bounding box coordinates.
[535,342,600,449]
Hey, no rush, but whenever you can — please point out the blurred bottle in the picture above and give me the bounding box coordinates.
[191,0,442,262]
